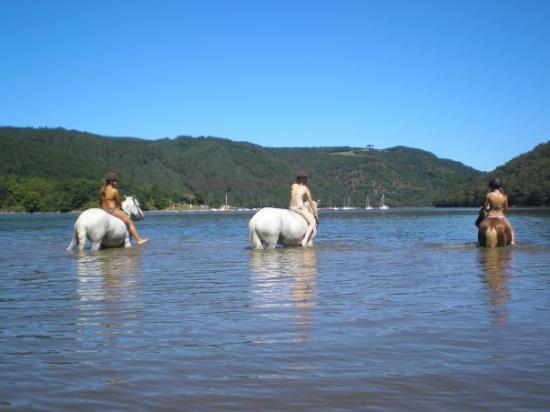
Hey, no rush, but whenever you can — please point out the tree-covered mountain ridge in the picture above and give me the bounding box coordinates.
[434,141,550,207]
[0,126,535,212]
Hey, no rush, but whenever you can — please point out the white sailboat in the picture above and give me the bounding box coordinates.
[342,197,355,210]
[379,194,389,210]
[365,195,373,210]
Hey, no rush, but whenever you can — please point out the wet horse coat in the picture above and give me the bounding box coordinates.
[248,202,317,249]
[476,208,512,247]
[67,196,144,251]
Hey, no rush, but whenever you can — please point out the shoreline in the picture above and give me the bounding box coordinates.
[2,206,549,215]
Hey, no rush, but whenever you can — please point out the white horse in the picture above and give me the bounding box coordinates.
[67,196,144,251]
[249,202,318,249]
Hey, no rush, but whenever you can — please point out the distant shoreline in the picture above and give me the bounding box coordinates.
[2,206,548,215]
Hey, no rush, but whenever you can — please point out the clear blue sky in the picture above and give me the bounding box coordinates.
[1,0,549,171]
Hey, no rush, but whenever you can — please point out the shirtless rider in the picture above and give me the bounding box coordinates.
[100,172,148,245]
[289,171,318,247]
[482,178,516,245]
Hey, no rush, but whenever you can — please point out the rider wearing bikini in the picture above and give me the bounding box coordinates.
[482,178,516,245]
[100,172,148,245]
[289,171,318,247]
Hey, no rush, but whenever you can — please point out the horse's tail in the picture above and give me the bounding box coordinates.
[479,218,511,247]
[68,219,88,252]
[67,229,78,251]
[248,215,264,249]
[485,226,498,247]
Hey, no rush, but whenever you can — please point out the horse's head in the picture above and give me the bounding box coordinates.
[122,195,144,221]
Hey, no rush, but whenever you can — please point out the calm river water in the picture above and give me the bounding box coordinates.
[1,208,549,411]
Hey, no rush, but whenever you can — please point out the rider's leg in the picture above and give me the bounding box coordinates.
[504,217,516,245]
[112,210,148,244]
[302,222,316,246]
[300,213,316,247]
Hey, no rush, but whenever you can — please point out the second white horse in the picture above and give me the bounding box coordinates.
[248,202,318,249]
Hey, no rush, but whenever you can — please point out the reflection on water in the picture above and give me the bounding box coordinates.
[477,247,512,324]
[74,249,142,337]
[1,209,550,410]
[75,249,142,302]
[249,248,318,338]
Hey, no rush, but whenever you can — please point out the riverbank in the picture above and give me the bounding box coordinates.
[2,206,548,215]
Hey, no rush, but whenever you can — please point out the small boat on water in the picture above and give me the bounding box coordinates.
[341,197,356,210]
[379,194,389,210]
[365,196,373,210]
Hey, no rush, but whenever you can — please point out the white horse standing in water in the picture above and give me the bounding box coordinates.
[249,202,318,249]
[67,196,144,251]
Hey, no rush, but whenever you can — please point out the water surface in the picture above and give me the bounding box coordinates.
[1,208,549,410]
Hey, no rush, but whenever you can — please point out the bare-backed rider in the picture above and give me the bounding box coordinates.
[289,171,318,247]
[100,172,148,245]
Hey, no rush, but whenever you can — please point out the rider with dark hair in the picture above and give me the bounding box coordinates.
[481,178,516,245]
[289,171,318,247]
[100,172,148,245]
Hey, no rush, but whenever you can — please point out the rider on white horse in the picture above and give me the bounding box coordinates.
[101,172,148,245]
[290,171,318,247]
[67,195,145,251]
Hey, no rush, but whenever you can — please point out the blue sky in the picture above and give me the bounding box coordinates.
[1,0,549,171]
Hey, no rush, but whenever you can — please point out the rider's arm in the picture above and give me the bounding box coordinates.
[305,188,317,215]
[113,189,122,207]
[483,194,490,211]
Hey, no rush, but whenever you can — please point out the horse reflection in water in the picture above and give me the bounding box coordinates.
[477,247,512,324]
[75,248,142,339]
[76,248,142,302]
[249,248,318,341]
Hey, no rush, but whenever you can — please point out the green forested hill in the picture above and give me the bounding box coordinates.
[434,141,550,207]
[0,127,482,212]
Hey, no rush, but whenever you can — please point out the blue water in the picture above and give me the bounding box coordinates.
[1,208,549,410]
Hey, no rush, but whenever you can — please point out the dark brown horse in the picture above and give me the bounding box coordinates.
[476,208,512,247]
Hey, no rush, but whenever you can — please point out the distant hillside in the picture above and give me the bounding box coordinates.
[434,141,550,207]
[0,127,480,212]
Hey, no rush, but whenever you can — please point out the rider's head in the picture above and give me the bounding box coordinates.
[105,172,119,185]
[296,170,308,184]
[489,178,502,190]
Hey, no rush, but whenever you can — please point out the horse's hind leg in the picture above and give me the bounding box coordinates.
[77,228,87,251]
[67,231,78,251]
[264,235,278,249]
[250,229,264,249]
[90,241,102,251]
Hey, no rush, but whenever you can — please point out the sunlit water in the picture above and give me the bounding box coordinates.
[1,208,549,411]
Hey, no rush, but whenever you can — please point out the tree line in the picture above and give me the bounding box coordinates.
[3,127,545,213]
[433,141,550,207]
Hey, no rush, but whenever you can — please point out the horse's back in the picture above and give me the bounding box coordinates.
[249,207,307,248]
[70,208,128,250]
[252,207,303,231]
[478,218,511,247]
[75,208,110,230]
[250,208,285,235]
[75,208,106,219]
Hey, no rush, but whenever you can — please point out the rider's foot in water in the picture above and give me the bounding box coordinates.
[136,238,149,245]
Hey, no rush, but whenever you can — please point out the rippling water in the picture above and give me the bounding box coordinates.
[1,208,549,411]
